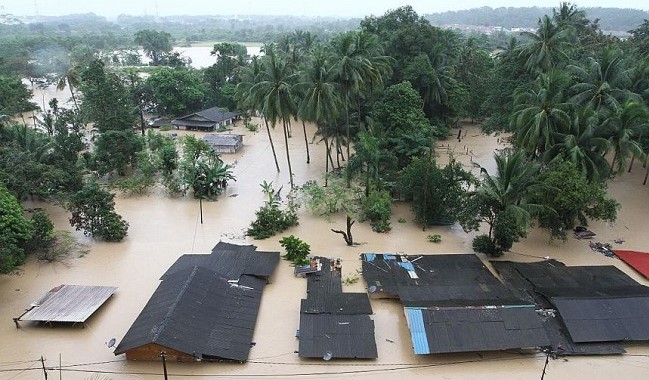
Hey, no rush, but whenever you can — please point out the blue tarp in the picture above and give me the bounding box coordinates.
[405,308,430,354]
[364,253,376,262]
[398,262,415,271]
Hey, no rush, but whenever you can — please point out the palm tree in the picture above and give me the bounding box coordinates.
[346,130,396,196]
[251,49,298,188]
[296,46,342,185]
[544,106,611,182]
[479,150,544,235]
[235,56,281,173]
[511,71,572,156]
[568,48,636,115]
[601,100,647,174]
[56,63,81,112]
[518,15,572,74]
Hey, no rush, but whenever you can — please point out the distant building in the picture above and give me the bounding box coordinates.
[171,106,239,131]
[202,134,243,154]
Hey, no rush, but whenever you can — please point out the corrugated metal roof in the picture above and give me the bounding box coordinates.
[614,250,649,279]
[115,267,266,361]
[203,134,243,147]
[297,257,377,359]
[19,285,116,323]
[362,253,521,305]
[492,260,649,353]
[116,243,279,362]
[298,314,378,359]
[404,306,550,354]
[161,242,279,281]
[404,308,429,354]
[172,106,238,125]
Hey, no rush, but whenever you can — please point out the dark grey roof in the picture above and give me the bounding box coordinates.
[172,106,238,126]
[551,297,649,342]
[300,293,373,315]
[114,267,266,361]
[492,260,649,353]
[298,314,378,359]
[297,257,377,359]
[362,253,521,305]
[405,306,550,354]
[161,242,279,281]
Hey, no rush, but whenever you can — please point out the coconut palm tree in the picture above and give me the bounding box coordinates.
[56,63,81,112]
[544,105,611,182]
[568,48,636,115]
[296,46,342,185]
[251,49,298,188]
[518,15,572,74]
[235,56,281,173]
[478,150,544,233]
[511,70,572,156]
[601,100,647,174]
[346,130,396,196]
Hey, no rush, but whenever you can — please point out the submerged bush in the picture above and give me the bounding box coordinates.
[279,235,310,265]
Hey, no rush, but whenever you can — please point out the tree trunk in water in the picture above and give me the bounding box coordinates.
[335,136,341,169]
[345,106,350,166]
[644,163,649,185]
[628,155,635,173]
[331,216,355,246]
[69,86,79,113]
[301,120,310,164]
[283,119,294,188]
[139,107,146,136]
[328,140,336,170]
[264,117,281,173]
[323,134,330,187]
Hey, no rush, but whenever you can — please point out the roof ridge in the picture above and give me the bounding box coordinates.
[152,266,200,342]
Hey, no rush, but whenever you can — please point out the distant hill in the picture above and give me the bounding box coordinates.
[424,7,649,32]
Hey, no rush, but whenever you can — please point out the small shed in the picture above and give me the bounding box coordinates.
[14,285,117,327]
[171,106,238,131]
[202,134,243,154]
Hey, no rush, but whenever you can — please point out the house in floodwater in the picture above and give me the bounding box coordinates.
[114,243,279,362]
[202,134,244,154]
[361,253,550,355]
[171,106,238,131]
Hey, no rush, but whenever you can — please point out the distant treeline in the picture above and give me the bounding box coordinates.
[424,7,649,32]
[0,13,361,44]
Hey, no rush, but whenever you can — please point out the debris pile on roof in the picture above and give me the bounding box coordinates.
[297,257,377,360]
[114,242,279,362]
[362,253,549,355]
[493,259,649,355]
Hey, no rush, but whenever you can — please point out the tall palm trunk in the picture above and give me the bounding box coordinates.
[264,117,281,172]
[301,120,310,164]
[323,133,330,187]
[282,119,294,188]
[69,86,79,112]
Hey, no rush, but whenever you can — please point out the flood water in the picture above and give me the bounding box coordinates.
[2,90,649,379]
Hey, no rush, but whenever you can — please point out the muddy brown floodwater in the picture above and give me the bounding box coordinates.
[2,86,649,379]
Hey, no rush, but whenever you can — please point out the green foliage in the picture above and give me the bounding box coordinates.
[398,157,476,227]
[301,177,362,218]
[343,275,360,285]
[247,182,299,239]
[472,234,498,257]
[177,136,234,200]
[0,184,33,273]
[144,67,206,116]
[361,189,392,232]
[134,29,173,66]
[279,235,311,265]
[427,234,442,243]
[92,130,145,176]
[68,181,129,242]
[0,74,37,116]
[25,210,54,255]
[531,160,619,239]
[245,122,260,133]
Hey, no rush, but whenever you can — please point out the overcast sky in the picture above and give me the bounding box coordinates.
[1,0,647,18]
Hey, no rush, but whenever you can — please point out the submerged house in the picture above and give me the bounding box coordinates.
[114,243,279,362]
[202,134,243,154]
[361,253,550,355]
[297,257,378,360]
[171,106,239,131]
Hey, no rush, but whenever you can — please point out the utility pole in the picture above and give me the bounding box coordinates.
[160,351,169,380]
[40,355,48,380]
[540,351,550,380]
